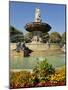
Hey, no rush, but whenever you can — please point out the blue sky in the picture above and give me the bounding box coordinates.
[9,1,66,35]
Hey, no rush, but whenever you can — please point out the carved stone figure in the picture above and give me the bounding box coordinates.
[35,8,41,22]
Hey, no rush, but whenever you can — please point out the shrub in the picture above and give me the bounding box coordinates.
[32,59,55,84]
[10,71,31,88]
[33,59,55,77]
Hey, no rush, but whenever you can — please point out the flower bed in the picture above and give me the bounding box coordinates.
[10,60,66,89]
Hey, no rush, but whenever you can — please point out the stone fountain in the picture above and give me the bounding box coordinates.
[25,8,51,51]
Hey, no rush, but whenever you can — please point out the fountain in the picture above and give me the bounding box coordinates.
[25,8,51,51]
[10,8,65,71]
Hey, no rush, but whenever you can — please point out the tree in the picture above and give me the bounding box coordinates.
[61,32,66,44]
[10,26,23,36]
[10,34,24,42]
[50,32,61,43]
[10,26,24,42]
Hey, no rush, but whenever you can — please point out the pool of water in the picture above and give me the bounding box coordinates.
[10,54,65,69]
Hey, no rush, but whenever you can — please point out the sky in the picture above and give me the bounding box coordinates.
[9,1,66,35]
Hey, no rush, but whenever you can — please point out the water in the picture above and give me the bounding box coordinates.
[10,54,65,70]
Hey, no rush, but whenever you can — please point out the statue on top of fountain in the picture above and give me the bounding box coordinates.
[35,8,42,23]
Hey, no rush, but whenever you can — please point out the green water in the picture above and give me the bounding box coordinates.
[10,54,65,69]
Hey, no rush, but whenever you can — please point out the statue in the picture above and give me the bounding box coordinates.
[35,8,42,22]
[16,42,21,52]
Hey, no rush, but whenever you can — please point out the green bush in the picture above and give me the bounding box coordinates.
[50,32,61,43]
[32,59,55,82]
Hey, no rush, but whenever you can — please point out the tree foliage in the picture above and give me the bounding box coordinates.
[10,26,23,36]
[10,26,24,42]
[61,32,66,44]
[50,32,61,43]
